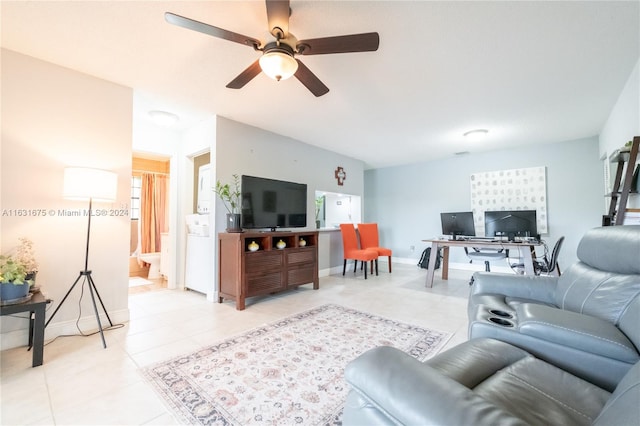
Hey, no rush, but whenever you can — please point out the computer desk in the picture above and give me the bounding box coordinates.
[421,238,542,288]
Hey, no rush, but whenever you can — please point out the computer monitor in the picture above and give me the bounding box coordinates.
[440,211,476,240]
[484,210,537,241]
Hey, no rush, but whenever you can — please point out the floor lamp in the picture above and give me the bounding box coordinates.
[45,167,118,348]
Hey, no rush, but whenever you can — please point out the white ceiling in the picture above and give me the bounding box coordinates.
[2,1,639,169]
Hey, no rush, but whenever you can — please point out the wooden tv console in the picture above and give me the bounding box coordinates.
[218,230,319,310]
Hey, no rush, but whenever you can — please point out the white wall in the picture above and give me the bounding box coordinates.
[364,136,603,271]
[599,58,640,208]
[600,59,640,158]
[1,49,132,347]
[177,117,216,299]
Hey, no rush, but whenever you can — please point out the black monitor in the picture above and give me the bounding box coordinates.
[440,212,476,240]
[484,210,537,241]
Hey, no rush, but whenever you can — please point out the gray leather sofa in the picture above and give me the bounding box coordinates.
[468,225,640,390]
[343,226,640,425]
[343,338,640,425]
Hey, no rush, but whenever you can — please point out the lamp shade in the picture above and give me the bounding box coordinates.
[259,50,298,81]
[63,167,117,202]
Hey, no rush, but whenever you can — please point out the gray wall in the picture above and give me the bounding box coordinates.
[364,136,604,269]
[213,116,365,275]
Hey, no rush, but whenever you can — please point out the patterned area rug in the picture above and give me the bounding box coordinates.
[141,304,451,425]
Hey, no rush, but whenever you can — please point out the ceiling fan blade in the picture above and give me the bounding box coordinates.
[265,0,290,38]
[297,32,380,55]
[165,12,261,48]
[226,60,262,89]
[294,60,329,97]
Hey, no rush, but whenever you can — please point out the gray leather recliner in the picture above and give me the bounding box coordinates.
[343,339,640,425]
[468,225,640,390]
[343,226,640,425]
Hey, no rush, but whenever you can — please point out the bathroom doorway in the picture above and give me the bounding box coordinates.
[129,154,170,294]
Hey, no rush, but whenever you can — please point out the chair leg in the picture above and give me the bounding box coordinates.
[375,259,379,276]
[388,256,392,273]
[343,259,347,276]
[354,260,357,273]
[364,262,368,279]
[484,261,491,272]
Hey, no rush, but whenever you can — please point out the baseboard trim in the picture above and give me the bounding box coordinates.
[0,308,130,351]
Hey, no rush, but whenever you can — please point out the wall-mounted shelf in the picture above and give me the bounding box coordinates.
[604,136,639,226]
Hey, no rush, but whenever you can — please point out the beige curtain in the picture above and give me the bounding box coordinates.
[140,173,169,254]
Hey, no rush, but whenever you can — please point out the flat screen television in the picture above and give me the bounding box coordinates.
[484,209,537,241]
[440,211,476,240]
[241,175,307,231]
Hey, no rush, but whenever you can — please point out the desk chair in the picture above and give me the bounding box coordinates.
[340,224,378,279]
[512,236,564,276]
[357,223,392,273]
[465,247,507,272]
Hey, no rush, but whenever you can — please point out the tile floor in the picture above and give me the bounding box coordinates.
[1,263,473,425]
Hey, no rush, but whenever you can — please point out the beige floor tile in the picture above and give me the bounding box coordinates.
[1,263,474,425]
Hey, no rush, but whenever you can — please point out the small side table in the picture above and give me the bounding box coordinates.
[0,292,51,367]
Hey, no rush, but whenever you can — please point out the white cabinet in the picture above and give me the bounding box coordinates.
[185,235,212,295]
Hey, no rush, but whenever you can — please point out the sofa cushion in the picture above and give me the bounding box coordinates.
[555,262,640,324]
[594,361,640,425]
[576,225,640,274]
[474,355,610,426]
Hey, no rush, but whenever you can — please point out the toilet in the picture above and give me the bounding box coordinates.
[138,252,161,279]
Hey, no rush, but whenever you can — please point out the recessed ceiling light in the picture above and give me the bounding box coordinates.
[148,110,180,126]
[463,129,489,141]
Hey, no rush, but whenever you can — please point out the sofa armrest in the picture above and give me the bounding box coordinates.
[471,272,558,304]
[344,346,528,426]
[518,303,639,363]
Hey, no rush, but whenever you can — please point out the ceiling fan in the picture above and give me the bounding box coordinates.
[165,0,380,97]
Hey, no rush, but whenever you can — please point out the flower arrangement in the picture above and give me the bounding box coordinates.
[15,238,38,273]
[213,174,242,214]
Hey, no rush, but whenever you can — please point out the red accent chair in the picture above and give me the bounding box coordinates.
[358,223,392,273]
[340,224,378,279]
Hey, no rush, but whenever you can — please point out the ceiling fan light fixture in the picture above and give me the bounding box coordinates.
[259,43,298,81]
[463,129,489,141]
[148,110,180,126]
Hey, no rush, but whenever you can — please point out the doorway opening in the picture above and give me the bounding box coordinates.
[129,154,170,294]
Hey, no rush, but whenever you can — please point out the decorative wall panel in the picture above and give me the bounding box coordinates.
[470,166,547,235]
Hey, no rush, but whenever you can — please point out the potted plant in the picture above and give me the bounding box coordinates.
[214,174,242,232]
[315,196,324,229]
[0,255,32,303]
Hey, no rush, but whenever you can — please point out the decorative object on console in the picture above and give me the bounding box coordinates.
[276,239,286,249]
[141,304,451,425]
[299,237,307,246]
[44,167,117,348]
[248,240,259,252]
[213,174,242,232]
[335,166,346,186]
